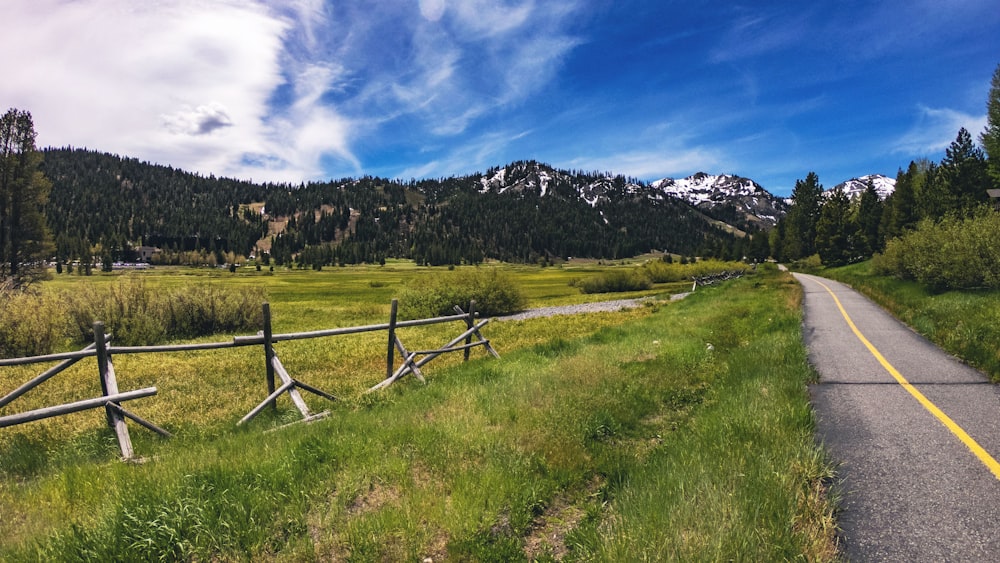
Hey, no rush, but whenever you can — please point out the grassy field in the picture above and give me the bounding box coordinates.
[0,262,835,561]
[821,260,1000,382]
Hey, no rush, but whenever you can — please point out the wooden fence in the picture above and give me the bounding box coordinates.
[691,269,748,291]
[0,300,498,460]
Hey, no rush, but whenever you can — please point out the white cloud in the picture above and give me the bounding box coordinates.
[892,105,987,155]
[0,0,364,183]
[0,0,584,182]
[709,10,810,64]
[346,0,582,138]
[162,103,234,136]
[418,0,446,22]
[1,1,289,173]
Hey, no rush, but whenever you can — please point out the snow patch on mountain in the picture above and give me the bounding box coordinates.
[829,174,896,200]
[650,172,788,227]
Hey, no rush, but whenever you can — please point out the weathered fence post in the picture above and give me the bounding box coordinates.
[387,299,398,379]
[94,322,112,427]
[464,300,476,362]
[262,302,276,410]
[94,321,134,459]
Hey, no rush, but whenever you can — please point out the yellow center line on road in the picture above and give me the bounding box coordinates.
[807,276,1000,480]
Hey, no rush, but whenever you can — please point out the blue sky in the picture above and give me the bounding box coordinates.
[2,0,997,196]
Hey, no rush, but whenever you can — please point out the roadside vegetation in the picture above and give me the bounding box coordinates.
[0,277,264,357]
[872,210,1000,291]
[572,258,748,294]
[0,263,835,560]
[821,260,1000,382]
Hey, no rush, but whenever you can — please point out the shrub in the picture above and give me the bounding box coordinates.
[873,210,1000,291]
[0,288,68,358]
[66,277,168,345]
[64,276,266,346]
[575,270,652,294]
[164,284,265,339]
[399,268,526,319]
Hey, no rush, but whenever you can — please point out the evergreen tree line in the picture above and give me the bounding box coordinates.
[38,150,744,270]
[773,64,1000,268]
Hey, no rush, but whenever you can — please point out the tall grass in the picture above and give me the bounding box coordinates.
[0,288,66,357]
[572,259,749,295]
[1,267,835,561]
[0,275,264,357]
[573,268,652,294]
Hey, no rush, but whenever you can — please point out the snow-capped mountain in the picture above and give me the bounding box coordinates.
[829,174,896,200]
[478,160,646,205]
[478,163,791,230]
[650,172,789,227]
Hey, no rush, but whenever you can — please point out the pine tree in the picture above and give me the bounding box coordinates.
[939,127,988,215]
[0,109,52,288]
[815,188,855,266]
[886,162,922,237]
[782,172,824,260]
[856,178,884,255]
[982,63,1000,189]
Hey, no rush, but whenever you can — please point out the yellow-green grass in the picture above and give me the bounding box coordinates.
[822,260,1000,381]
[0,264,834,560]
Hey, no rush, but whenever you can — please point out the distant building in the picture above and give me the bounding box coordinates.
[135,246,159,262]
[989,189,1000,212]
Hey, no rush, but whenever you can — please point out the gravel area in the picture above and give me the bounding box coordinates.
[495,292,690,322]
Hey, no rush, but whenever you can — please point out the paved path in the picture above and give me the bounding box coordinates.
[796,273,1000,561]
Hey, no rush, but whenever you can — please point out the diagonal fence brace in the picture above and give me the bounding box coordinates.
[367,318,492,392]
[239,352,337,426]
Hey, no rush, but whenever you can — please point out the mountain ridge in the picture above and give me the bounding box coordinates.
[37,147,894,266]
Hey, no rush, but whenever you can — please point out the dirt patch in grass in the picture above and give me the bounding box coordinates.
[523,500,585,560]
[347,480,401,516]
[523,477,603,560]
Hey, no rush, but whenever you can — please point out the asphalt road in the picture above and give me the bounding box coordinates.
[795,273,1000,562]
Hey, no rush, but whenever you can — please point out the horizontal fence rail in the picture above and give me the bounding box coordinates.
[0,299,499,461]
[0,348,98,367]
[0,387,158,428]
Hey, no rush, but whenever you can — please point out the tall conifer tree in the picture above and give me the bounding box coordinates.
[782,172,824,260]
[982,63,1000,189]
[939,127,988,215]
[856,178,884,255]
[0,109,52,288]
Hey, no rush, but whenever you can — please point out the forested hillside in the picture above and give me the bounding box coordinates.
[41,150,749,267]
[41,149,268,266]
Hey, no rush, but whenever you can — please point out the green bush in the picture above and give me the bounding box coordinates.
[873,210,1000,291]
[163,284,266,339]
[0,288,67,358]
[0,276,284,359]
[787,254,823,272]
[66,277,168,345]
[575,269,652,294]
[399,268,527,319]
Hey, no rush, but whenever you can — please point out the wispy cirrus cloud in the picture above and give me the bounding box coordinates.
[709,9,811,64]
[0,0,584,183]
[892,106,987,155]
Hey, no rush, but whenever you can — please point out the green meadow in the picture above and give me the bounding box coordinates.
[0,262,835,561]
